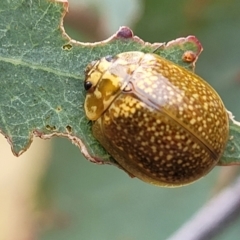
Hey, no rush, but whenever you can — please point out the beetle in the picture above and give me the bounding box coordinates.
[84,51,229,187]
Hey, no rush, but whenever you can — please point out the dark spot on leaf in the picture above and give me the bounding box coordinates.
[56,106,62,112]
[116,27,133,39]
[39,86,46,91]
[66,125,72,133]
[46,125,56,131]
[62,44,72,50]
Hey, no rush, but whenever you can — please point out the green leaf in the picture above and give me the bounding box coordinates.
[218,111,240,165]
[0,0,239,169]
[0,0,201,163]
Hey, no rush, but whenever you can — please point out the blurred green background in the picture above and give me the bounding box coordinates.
[40,0,240,239]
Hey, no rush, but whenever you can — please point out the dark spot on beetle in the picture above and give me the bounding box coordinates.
[116,27,133,39]
[182,51,196,63]
[66,125,72,133]
[62,44,72,50]
[56,106,62,112]
[46,125,56,131]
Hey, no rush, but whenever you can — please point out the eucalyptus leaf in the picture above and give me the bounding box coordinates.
[0,0,239,169]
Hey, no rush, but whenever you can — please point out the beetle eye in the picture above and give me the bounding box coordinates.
[84,81,93,91]
[105,55,113,62]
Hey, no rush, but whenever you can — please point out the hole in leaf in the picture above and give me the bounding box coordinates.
[66,125,72,133]
[46,125,56,131]
[62,44,72,50]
